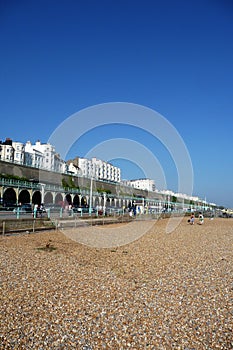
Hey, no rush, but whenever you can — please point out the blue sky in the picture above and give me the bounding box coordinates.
[0,0,232,207]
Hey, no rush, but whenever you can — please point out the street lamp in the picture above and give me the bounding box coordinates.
[89,175,93,215]
[103,192,106,216]
[89,164,99,215]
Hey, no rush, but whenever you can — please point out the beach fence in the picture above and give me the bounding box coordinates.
[1,208,220,235]
[0,218,55,235]
[48,210,182,232]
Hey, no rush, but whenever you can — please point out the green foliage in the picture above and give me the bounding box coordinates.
[68,176,77,188]
[97,188,111,194]
[62,178,69,189]
[62,176,79,190]
[171,196,177,203]
[0,173,29,182]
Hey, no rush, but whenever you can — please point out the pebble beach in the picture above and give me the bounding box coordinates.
[0,217,233,349]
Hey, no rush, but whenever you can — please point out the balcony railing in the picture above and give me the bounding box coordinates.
[0,177,41,189]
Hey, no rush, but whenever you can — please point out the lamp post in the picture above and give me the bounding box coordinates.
[89,175,93,215]
[103,192,106,216]
[89,164,99,215]
[40,183,45,204]
[168,195,170,212]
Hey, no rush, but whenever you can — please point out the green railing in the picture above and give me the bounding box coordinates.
[0,177,212,212]
[0,177,41,189]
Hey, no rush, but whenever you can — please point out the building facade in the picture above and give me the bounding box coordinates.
[0,138,14,162]
[1,139,25,165]
[91,157,121,182]
[12,141,25,164]
[24,140,65,172]
[67,157,121,183]
[124,178,156,192]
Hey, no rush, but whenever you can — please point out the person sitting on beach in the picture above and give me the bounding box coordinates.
[190,213,195,225]
[198,212,204,225]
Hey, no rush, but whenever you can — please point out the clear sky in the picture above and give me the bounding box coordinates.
[0,0,232,207]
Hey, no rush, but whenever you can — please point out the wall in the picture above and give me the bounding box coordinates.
[0,160,157,199]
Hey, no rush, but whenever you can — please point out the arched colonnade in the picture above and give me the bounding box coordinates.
[1,186,134,209]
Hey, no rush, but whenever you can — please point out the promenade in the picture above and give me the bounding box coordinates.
[0,218,232,349]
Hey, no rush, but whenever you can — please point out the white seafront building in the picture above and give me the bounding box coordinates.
[159,189,199,202]
[122,178,156,192]
[0,138,15,162]
[67,156,121,183]
[0,137,217,209]
[0,138,121,183]
[24,140,66,172]
[0,138,25,164]
[12,141,25,164]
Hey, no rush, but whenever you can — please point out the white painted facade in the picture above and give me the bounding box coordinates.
[0,144,14,162]
[0,138,14,162]
[24,140,65,172]
[91,157,121,182]
[25,141,44,168]
[12,142,25,164]
[125,178,156,192]
[74,157,121,182]
[66,162,80,175]
[159,189,200,203]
